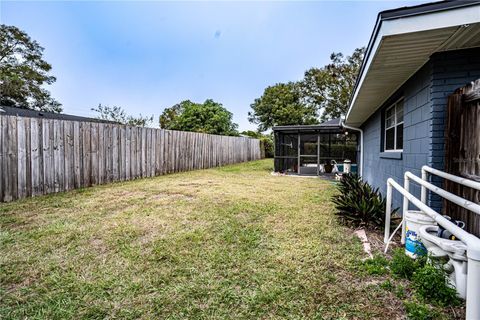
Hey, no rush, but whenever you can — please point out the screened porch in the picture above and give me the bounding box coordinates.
[273,120,359,176]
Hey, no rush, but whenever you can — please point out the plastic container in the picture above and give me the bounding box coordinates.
[343,159,351,174]
[404,210,436,258]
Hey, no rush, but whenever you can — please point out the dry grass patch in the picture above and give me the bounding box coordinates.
[1,159,415,319]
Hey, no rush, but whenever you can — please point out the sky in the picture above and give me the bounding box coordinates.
[1,0,423,131]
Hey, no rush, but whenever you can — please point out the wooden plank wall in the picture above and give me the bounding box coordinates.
[0,115,262,202]
[444,79,480,237]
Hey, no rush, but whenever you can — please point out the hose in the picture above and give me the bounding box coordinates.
[384,219,404,254]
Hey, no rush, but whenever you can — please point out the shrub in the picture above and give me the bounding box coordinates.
[412,264,460,307]
[332,173,396,227]
[360,254,390,275]
[260,136,274,158]
[404,300,442,320]
[390,248,426,280]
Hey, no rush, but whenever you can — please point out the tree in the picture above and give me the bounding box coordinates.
[159,99,239,136]
[240,130,262,139]
[0,24,62,112]
[248,82,318,132]
[301,47,365,121]
[159,102,183,130]
[91,104,153,127]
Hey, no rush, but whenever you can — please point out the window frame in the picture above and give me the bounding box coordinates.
[383,98,404,152]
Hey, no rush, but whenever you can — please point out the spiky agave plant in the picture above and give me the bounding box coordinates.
[332,173,396,227]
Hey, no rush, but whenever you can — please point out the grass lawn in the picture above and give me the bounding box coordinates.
[1,159,406,319]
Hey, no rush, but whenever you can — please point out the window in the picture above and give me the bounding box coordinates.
[384,99,404,151]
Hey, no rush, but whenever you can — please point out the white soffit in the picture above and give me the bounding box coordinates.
[346,4,480,127]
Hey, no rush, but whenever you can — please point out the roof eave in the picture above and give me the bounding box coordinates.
[345,0,480,127]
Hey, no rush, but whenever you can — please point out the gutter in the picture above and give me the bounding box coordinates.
[341,120,363,177]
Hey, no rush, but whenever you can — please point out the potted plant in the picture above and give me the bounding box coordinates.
[324,161,333,173]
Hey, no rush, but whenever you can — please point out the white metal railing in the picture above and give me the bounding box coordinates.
[384,167,480,319]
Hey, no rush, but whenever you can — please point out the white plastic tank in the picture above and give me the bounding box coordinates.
[405,210,436,258]
[343,159,351,174]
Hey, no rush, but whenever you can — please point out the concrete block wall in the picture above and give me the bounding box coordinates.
[361,62,432,211]
[429,48,480,209]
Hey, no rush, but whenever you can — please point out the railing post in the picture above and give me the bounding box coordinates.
[402,175,409,244]
[421,167,427,204]
[384,181,392,244]
[467,252,480,319]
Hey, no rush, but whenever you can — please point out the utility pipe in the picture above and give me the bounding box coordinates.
[341,121,363,177]
[406,171,480,215]
[384,182,392,243]
[398,171,480,245]
[401,171,480,244]
[386,178,480,319]
[401,174,410,244]
[422,165,480,193]
[421,169,428,204]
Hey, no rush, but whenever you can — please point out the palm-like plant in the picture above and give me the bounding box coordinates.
[332,174,397,227]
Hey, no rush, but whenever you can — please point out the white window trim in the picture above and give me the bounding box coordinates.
[384,98,404,152]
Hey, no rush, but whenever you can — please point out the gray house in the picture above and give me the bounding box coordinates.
[345,0,480,212]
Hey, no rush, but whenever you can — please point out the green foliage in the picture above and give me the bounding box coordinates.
[260,136,274,158]
[411,264,460,307]
[332,173,394,227]
[380,279,394,291]
[372,250,461,317]
[361,255,389,275]
[0,24,61,112]
[160,99,239,136]
[404,300,442,320]
[301,48,365,121]
[240,130,262,139]
[248,82,318,132]
[91,104,153,127]
[390,248,426,280]
[248,48,365,132]
[395,284,406,299]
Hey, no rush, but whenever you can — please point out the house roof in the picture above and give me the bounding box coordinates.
[0,105,117,124]
[345,0,480,127]
[272,118,342,132]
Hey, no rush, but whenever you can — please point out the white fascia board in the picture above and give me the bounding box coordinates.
[346,4,480,124]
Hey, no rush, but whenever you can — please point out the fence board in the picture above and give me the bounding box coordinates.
[120,126,126,181]
[73,121,82,188]
[64,121,74,191]
[30,119,41,195]
[112,125,119,181]
[17,117,27,198]
[125,126,131,180]
[444,79,480,237]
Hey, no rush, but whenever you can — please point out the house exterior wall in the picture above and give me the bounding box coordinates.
[361,62,432,211]
[360,48,480,212]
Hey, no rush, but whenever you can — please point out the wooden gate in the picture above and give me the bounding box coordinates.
[444,79,480,237]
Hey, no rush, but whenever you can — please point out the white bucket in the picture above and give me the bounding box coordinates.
[343,160,351,174]
[404,210,436,258]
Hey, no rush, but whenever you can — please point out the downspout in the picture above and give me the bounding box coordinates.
[341,120,363,177]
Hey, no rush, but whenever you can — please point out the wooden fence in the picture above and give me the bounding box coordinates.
[0,115,262,202]
[444,79,480,237]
